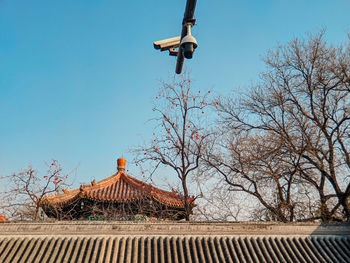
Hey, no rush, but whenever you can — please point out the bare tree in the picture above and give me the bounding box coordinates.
[207,31,350,222]
[194,176,243,221]
[203,130,308,222]
[0,160,72,220]
[134,74,212,221]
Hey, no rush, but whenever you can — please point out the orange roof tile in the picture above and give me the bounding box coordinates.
[41,171,194,208]
[0,214,8,222]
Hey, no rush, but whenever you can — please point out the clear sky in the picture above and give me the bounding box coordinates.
[1,0,349,186]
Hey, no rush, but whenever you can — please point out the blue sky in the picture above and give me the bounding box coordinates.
[1,0,349,187]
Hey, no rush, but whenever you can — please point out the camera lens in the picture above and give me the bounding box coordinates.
[183,43,194,59]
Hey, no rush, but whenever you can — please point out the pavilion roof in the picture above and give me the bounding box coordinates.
[0,214,8,222]
[40,170,192,208]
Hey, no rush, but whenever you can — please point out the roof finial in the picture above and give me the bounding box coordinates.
[117,158,126,172]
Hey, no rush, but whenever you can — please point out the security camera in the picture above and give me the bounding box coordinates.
[180,24,197,59]
[153,36,181,51]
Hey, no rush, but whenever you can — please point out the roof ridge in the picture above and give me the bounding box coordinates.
[82,172,121,189]
[122,173,152,190]
[123,173,182,198]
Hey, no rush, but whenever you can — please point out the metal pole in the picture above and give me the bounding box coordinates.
[183,0,197,21]
[176,0,197,74]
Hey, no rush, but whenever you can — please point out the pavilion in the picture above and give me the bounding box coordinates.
[40,158,194,221]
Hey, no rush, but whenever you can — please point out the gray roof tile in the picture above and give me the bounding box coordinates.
[0,222,349,263]
[0,235,349,263]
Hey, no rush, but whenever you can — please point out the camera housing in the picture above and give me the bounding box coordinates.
[153,36,181,51]
[180,24,197,59]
